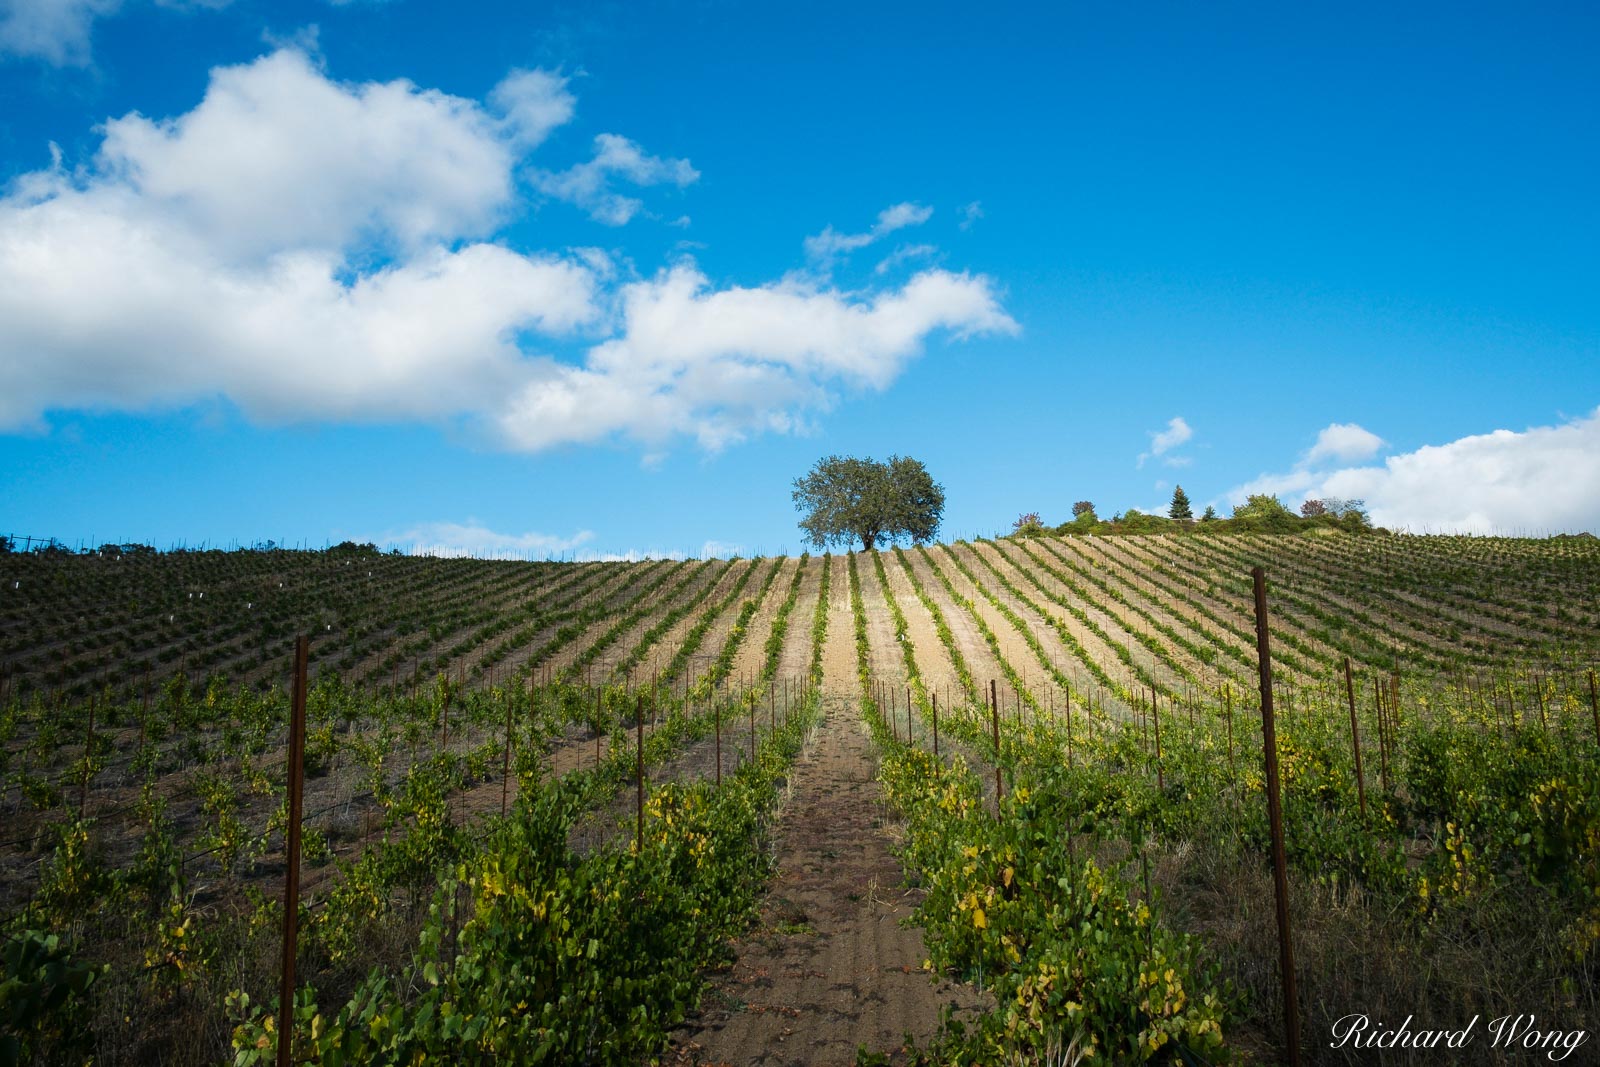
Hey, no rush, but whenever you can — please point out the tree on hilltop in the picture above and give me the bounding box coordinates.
[1169,485,1193,521]
[1231,494,1299,532]
[793,455,945,551]
[1012,512,1046,538]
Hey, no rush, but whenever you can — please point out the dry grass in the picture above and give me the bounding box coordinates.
[1155,830,1597,1065]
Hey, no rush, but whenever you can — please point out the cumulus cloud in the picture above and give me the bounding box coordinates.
[489,68,577,149]
[385,521,594,559]
[0,0,230,66]
[1137,416,1193,468]
[1226,409,1600,534]
[1306,422,1385,464]
[804,201,934,264]
[0,49,1017,453]
[89,50,540,261]
[493,264,1018,451]
[1223,420,1386,500]
[1,0,114,64]
[533,133,698,225]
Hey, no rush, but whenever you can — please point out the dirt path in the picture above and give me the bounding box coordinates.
[669,694,981,1066]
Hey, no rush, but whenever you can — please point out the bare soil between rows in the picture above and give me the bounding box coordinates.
[668,694,984,1066]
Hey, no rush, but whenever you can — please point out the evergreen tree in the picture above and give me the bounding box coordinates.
[1168,485,1193,521]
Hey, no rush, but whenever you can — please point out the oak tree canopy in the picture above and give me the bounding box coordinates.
[792,455,945,551]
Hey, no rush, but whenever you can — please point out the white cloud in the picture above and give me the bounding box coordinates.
[804,201,934,263]
[873,242,938,275]
[0,0,230,66]
[1227,409,1600,534]
[491,265,1018,452]
[489,68,577,149]
[92,49,537,261]
[1224,420,1385,502]
[534,132,698,225]
[1151,416,1193,454]
[1306,421,1385,464]
[0,50,1016,453]
[0,188,600,426]
[959,201,983,231]
[699,539,746,559]
[385,521,594,559]
[1137,416,1193,468]
[1,0,120,64]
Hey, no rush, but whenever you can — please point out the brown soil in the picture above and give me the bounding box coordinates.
[732,557,802,686]
[990,539,1188,695]
[819,556,859,703]
[773,557,825,684]
[591,561,730,681]
[1049,537,1249,688]
[944,543,1098,709]
[542,561,701,677]
[669,694,984,1066]
[971,541,1134,717]
[687,559,777,692]
[891,548,1006,702]
[640,562,750,681]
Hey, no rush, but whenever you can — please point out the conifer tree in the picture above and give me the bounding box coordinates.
[1168,485,1194,521]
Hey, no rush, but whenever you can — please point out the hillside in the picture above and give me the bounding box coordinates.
[4,533,1598,706]
[3,532,1599,1065]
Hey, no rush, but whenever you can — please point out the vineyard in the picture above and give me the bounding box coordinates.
[2,532,1599,1064]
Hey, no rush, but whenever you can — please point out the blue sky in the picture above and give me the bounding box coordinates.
[2,0,1597,555]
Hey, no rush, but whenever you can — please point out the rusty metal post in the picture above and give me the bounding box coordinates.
[907,686,913,744]
[1343,658,1367,818]
[278,636,309,1067]
[440,676,450,751]
[990,679,1003,812]
[932,691,940,757]
[715,695,722,786]
[1589,670,1599,746]
[1252,568,1300,1067]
